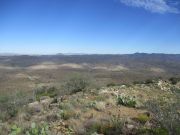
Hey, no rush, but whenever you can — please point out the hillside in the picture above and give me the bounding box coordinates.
[0,79,179,135]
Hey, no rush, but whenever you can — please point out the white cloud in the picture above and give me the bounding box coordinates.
[119,0,179,14]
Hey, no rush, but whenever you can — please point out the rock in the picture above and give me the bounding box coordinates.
[126,124,135,130]
[111,91,118,97]
[126,117,134,124]
[49,103,59,109]
[91,132,103,135]
[145,121,152,128]
[28,101,43,113]
[94,102,106,111]
[120,85,126,88]
[157,80,171,91]
[39,96,50,101]
[75,125,86,135]
[40,96,54,110]
[177,109,180,114]
[135,101,143,108]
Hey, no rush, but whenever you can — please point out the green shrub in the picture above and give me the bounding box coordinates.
[9,125,21,135]
[86,101,96,108]
[117,95,136,107]
[60,110,70,120]
[145,100,180,135]
[137,128,168,135]
[145,79,154,84]
[34,86,58,101]
[105,116,124,135]
[106,82,116,87]
[7,103,18,118]
[63,76,89,94]
[0,95,10,103]
[59,102,73,110]
[136,113,151,124]
[60,110,76,120]
[59,102,77,120]
[26,122,50,135]
[85,116,124,135]
[0,91,28,121]
[153,128,169,135]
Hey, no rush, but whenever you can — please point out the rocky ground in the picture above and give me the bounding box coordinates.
[0,80,180,135]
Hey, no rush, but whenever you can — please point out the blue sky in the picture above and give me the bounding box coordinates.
[0,0,180,54]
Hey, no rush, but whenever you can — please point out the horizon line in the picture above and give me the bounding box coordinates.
[0,52,180,56]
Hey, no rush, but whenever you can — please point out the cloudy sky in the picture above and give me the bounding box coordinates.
[0,0,180,54]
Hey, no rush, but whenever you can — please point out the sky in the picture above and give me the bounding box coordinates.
[0,0,180,54]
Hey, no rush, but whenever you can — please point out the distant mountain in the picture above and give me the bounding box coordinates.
[1,53,180,72]
[57,53,90,55]
[0,53,20,56]
[1,53,180,82]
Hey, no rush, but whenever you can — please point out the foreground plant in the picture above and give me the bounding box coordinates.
[117,95,136,107]
[145,100,180,135]
[9,125,21,135]
[26,122,50,135]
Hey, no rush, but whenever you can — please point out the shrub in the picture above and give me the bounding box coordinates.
[0,91,28,121]
[133,79,154,85]
[117,95,136,107]
[7,103,18,118]
[133,81,144,85]
[59,102,77,120]
[136,113,151,124]
[86,101,96,108]
[137,128,168,135]
[0,95,10,103]
[106,82,116,87]
[153,128,169,135]
[34,86,58,101]
[9,125,21,135]
[63,76,89,94]
[105,116,124,135]
[85,116,124,135]
[59,102,73,110]
[60,110,77,120]
[60,110,71,120]
[169,77,180,85]
[26,122,50,135]
[145,100,180,135]
[145,79,154,84]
